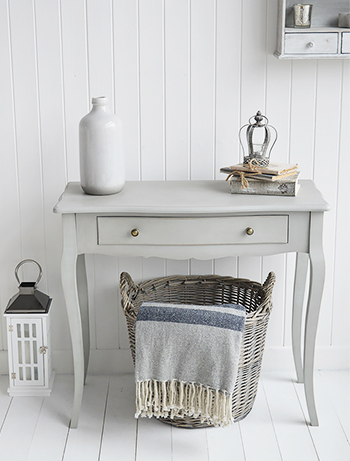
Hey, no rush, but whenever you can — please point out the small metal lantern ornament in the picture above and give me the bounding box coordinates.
[4,259,55,396]
[239,111,278,167]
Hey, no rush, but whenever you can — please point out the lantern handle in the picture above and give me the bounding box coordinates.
[15,259,43,287]
[249,113,268,127]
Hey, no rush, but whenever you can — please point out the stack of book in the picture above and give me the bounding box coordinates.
[220,163,300,196]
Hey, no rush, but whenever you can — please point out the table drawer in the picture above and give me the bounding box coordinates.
[97,215,289,246]
[342,32,350,54]
[284,33,338,54]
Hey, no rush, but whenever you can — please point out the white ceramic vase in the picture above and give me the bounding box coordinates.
[79,96,125,195]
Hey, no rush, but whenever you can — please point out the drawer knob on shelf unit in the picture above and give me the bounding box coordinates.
[308,41,315,48]
[246,227,254,236]
[131,228,139,237]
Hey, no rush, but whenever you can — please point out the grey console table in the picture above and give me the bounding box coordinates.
[54,179,329,428]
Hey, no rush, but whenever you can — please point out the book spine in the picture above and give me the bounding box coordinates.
[229,178,299,196]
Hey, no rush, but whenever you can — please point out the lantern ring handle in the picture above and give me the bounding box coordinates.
[15,259,43,287]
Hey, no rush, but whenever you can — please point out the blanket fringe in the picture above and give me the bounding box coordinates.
[135,379,233,427]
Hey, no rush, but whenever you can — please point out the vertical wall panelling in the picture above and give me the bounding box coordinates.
[0,0,349,371]
[313,61,343,346]
[264,0,291,348]
[213,258,238,278]
[237,256,263,287]
[138,0,165,180]
[213,0,241,281]
[8,0,46,283]
[190,259,214,276]
[141,258,166,282]
[240,0,267,121]
[289,60,317,177]
[165,260,190,278]
[266,0,292,165]
[0,0,22,351]
[113,0,141,181]
[238,0,267,284]
[164,0,190,180]
[332,61,350,348]
[34,0,70,350]
[86,0,114,103]
[60,0,89,181]
[215,0,242,174]
[189,0,216,276]
[190,0,216,180]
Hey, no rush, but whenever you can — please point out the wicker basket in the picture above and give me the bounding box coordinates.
[120,271,276,428]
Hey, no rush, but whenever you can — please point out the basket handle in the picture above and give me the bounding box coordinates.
[120,272,139,317]
[256,271,276,314]
[262,271,276,297]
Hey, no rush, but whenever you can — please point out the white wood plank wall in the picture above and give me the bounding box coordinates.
[0,0,349,372]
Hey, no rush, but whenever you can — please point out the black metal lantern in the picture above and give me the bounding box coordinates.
[5,259,52,314]
[4,259,54,396]
[239,111,277,167]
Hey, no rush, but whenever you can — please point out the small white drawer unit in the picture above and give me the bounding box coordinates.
[275,0,350,59]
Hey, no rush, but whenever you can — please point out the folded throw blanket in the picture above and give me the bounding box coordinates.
[135,301,246,427]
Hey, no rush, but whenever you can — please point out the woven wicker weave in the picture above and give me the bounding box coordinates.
[120,271,276,428]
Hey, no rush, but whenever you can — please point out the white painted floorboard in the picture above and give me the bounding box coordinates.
[0,371,348,461]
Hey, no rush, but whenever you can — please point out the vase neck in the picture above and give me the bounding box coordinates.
[91,96,109,112]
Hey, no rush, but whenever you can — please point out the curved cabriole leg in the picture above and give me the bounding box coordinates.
[61,214,84,429]
[304,212,325,426]
[292,252,309,383]
[77,254,90,384]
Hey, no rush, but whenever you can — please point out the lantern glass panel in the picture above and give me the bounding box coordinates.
[32,324,36,338]
[17,324,21,338]
[33,341,38,363]
[34,367,38,380]
[25,341,31,363]
[19,367,23,380]
[26,367,31,380]
[24,324,29,338]
[18,341,22,363]
[252,129,267,152]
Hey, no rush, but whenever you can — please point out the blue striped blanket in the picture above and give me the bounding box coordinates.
[135,301,246,427]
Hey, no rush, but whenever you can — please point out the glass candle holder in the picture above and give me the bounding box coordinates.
[293,4,313,28]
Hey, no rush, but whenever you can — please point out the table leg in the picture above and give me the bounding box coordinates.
[304,212,325,426]
[292,252,309,383]
[61,214,84,429]
[77,254,90,384]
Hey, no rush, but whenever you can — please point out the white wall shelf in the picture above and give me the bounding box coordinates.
[275,0,350,59]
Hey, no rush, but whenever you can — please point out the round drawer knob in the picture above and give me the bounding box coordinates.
[246,227,254,236]
[131,228,139,237]
[308,41,315,48]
